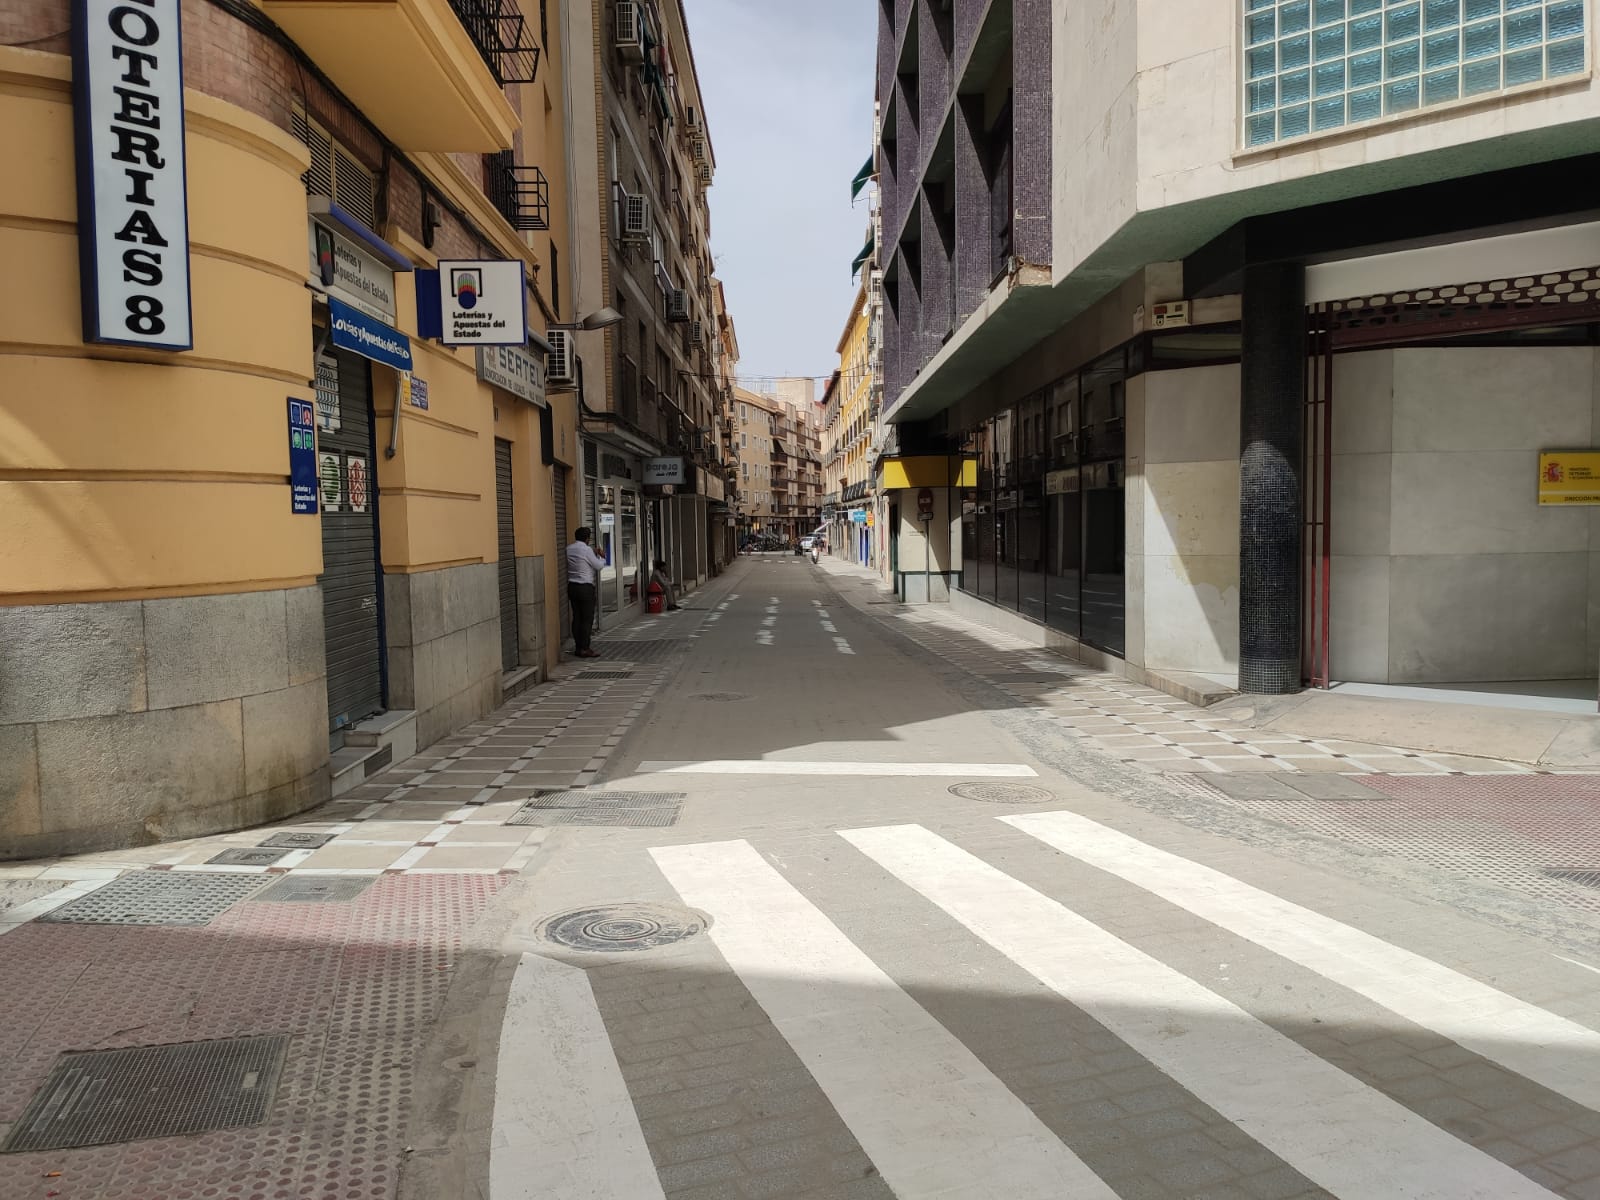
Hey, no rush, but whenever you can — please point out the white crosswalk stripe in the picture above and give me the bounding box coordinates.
[1004,809,1600,1112]
[840,823,1557,1200]
[649,839,1120,1200]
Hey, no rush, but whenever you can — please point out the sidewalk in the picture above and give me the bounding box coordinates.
[0,585,731,1200]
[814,553,1600,775]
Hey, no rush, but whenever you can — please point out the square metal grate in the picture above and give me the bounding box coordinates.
[1543,869,1600,890]
[506,790,686,828]
[577,671,636,680]
[589,640,685,664]
[206,848,289,867]
[249,876,372,903]
[37,872,267,926]
[259,831,336,850]
[1,1034,288,1152]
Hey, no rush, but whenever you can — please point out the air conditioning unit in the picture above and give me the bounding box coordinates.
[620,189,650,240]
[690,134,707,164]
[615,1,644,60]
[667,288,690,322]
[546,329,575,387]
[695,162,712,186]
[685,105,701,131]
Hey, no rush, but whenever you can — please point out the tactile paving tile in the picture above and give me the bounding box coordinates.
[36,872,268,926]
[506,790,686,828]
[2,1035,287,1152]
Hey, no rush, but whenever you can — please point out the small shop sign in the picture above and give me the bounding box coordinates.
[646,457,687,486]
[1538,452,1600,505]
[416,260,528,346]
[288,399,318,514]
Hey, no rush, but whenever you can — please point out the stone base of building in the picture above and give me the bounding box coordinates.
[383,562,506,750]
[1,586,331,861]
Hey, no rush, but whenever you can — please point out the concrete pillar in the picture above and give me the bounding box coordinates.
[1239,261,1306,694]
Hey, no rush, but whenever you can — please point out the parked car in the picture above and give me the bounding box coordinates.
[797,536,814,556]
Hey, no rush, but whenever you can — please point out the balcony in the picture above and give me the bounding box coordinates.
[483,154,550,231]
[260,0,520,151]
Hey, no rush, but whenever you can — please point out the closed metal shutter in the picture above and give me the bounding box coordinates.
[495,439,519,673]
[553,463,571,641]
[318,345,384,734]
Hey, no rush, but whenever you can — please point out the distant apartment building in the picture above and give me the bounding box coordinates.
[823,277,879,565]
[876,0,1599,700]
[567,0,732,620]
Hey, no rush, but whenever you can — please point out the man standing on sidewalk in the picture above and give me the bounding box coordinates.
[565,527,607,659]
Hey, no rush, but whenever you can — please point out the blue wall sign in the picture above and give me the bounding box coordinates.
[327,296,412,371]
[288,398,318,514]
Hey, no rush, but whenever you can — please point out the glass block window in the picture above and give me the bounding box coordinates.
[1243,0,1588,147]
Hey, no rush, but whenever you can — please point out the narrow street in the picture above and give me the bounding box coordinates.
[5,554,1600,1200]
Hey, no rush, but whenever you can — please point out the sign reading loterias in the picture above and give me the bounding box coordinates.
[436,260,527,346]
[72,0,192,350]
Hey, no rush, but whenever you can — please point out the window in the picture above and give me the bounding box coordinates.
[741,432,748,446]
[1243,0,1587,147]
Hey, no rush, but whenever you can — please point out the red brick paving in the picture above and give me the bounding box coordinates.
[0,874,504,1200]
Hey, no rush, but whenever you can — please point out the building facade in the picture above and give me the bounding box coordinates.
[824,277,878,565]
[0,0,601,857]
[875,0,1599,699]
[573,0,732,622]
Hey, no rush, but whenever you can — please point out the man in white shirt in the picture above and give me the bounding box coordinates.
[565,527,607,658]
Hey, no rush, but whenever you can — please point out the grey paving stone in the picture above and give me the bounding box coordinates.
[656,1152,746,1192]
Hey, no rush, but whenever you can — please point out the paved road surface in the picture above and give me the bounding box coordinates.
[4,553,1600,1200]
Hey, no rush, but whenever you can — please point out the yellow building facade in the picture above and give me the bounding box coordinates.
[823,279,873,561]
[1,0,580,858]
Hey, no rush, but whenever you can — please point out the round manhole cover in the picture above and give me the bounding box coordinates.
[690,692,746,702]
[536,903,710,952]
[948,782,1056,805]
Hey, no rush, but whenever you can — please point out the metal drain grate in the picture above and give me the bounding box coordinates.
[249,876,372,903]
[506,790,686,828]
[690,692,746,702]
[1,1034,287,1152]
[578,670,636,680]
[258,831,335,850]
[206,848,289,867]
[590,639,686,664]
[37,872,267,926]
[948,782,1057,805]
[537,903,708,952]
[1543,868,1600,890]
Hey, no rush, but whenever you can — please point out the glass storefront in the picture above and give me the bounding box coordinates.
[959,342,1130,657]
[595,483,642,618]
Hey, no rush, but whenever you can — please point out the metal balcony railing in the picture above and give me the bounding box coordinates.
[484,154,550,231]
[448,0,540,83]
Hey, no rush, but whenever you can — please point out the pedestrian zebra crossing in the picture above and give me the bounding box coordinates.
[497,814,1600,1200]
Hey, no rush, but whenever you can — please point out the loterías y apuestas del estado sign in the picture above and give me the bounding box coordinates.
[72,0,193,351]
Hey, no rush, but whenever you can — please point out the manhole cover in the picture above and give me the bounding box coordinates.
[948,782,1056,805]
[1543,868,1600,890]
[536,903,709,952]
[206,848,288,867]
[506,791,686,828]
[37,873,267,926]
[1,1034,287,1152]
[690,692,745,702]
[249,876,372,903]
[578,670,636,680]
[258,831,336,850]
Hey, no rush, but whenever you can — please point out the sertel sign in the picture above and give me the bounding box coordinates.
[72,0,192,350]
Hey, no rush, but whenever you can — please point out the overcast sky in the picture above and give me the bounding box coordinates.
[685,0,877,389]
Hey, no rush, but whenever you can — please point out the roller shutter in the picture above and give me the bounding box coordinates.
[495,439,519,673]
[317,344,384,735]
